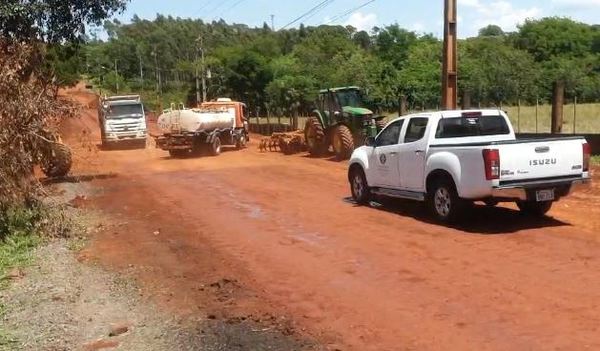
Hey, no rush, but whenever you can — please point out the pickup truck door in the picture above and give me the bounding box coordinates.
[397,117,429,191]
[368,119,404,187]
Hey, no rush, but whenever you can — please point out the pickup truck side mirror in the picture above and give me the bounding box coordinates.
[365,136,376,147]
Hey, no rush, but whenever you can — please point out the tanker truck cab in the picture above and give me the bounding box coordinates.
[99,95,147,148]
[348,109,591,223]
[154,98,249,158]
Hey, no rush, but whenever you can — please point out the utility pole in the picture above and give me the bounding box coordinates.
[138,55,144,90]
[196,35,207,103]
[271,14,275,31]
[195,46,201,106]
[441,0,458,110]
[152,46,161,96]
[114,59,119,94]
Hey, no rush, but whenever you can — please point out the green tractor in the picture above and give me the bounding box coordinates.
[304,86,384,160]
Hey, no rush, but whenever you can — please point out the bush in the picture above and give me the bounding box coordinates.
[0,41,75,207]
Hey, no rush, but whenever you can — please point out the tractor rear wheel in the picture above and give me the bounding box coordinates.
[304,117,327,156]
[331,124,354,160]
[41,142,72,178]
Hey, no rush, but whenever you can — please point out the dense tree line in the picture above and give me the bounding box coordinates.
[59,15,600,116]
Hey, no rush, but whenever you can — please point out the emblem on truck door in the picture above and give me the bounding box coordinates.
[380,154,387,164]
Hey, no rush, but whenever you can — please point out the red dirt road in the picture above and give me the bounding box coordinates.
[63,92,600,351]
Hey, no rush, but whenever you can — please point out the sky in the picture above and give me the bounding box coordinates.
[111,0,600,38]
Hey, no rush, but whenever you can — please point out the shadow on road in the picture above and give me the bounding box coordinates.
[96,141,146,151]
[41,173,118,185]
[343,197,570,235]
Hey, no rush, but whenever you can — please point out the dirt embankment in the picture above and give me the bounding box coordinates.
[37,86,600,351]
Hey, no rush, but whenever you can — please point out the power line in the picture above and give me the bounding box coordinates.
[192,0,216,17]
[300,0,336,23]
[326,0,376,24]
[206,0,234,17]
[220,0,247,17]
[282,0,335,29]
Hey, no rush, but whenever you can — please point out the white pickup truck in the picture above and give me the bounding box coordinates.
[348,110,592,222]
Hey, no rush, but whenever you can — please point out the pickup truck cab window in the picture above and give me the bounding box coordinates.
[376,120,404,146]
[404,117,428,143]
[435,115,510,138]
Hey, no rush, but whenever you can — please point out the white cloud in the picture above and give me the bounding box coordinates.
[458,0,542,35]
[344,12,377,32]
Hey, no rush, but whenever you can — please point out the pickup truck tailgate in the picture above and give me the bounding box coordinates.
[498,138,584,182]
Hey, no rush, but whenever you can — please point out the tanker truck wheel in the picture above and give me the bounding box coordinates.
[209,136,222,156]
[236,133,247,149]
[41,142,72,178]
[331,124,354,160]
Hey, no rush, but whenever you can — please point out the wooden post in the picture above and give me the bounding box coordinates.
[517,99,521,133]
[461,91,471,110]
[266,109,271,135]
[535,97,539,133]
[399,95,408,116]
[441,0,458,110]
[551,81,565,134]
[573,96,577,134]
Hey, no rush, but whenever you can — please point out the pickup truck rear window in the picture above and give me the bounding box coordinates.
[435,115,510,138]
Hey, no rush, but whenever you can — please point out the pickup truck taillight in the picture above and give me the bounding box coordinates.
[482,149,500,180]
[583,142,591,172]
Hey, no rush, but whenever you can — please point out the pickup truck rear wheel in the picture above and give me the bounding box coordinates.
[350,167,371,205]
[517,200,553,216]
[428,179,464,223]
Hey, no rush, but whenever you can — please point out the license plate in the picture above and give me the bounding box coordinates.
[536,189,555,202]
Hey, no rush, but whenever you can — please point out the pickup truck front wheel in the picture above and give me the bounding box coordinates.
[428,179,464,223]
[517,200,552,216]
[350,167,371,205]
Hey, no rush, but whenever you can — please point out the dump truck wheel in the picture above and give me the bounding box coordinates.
[304,117,327,156]
[209,136,222,156]
[41,142,72,178]
[331,124,354,160]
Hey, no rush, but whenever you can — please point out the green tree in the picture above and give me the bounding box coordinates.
[0,0,128,43]
[478,25,505,37]
[516,17,597,132]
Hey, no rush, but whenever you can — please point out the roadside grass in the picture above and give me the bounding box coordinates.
[249,103,600,134]
[0,208,42,349]
[0,204,71,349]
[592,155,600,165]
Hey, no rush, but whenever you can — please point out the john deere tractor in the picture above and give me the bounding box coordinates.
[304,86,384,160]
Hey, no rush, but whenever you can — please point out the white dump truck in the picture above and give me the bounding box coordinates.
[154,98,249,158]
[98,95,147,148]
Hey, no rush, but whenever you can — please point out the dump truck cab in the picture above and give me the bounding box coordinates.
[98,95,147,148]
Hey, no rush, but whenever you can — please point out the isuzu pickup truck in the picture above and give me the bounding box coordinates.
[348,110,591,222]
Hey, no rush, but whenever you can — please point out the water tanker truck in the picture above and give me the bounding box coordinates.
[154,98,249,158]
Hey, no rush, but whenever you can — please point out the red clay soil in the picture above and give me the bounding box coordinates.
[61,88,600,351]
